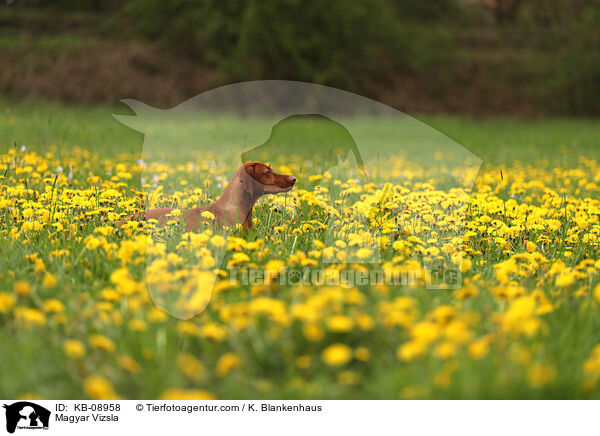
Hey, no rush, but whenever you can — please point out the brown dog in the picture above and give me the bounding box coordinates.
[117,162,296,231]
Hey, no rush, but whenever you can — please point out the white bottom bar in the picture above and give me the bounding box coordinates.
[0,400,594,435]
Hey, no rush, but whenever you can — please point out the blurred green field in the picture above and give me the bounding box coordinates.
[1,99,600,399]
[3,98,599,163]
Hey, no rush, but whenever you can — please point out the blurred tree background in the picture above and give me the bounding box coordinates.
[1,0,599,115]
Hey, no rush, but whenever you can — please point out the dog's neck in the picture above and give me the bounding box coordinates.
[211,169,259,229]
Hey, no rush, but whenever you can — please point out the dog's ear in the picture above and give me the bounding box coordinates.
[240,163,258,196]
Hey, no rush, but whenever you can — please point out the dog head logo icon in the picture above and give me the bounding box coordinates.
[3,402,50,434]
[114,80,481,320]
[241,114,367,178]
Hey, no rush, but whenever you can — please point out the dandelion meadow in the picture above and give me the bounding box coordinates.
[1,99,600,399]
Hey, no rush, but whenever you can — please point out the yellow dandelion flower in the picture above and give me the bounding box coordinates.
[199,323,227,341]
[435,341,457,359]
[355,248,372,259]
[326,315,354,332]
[128,319,147,332]
[177,353,206,381]
[14,281,31,297]
[411,321,440,345]
[321,343,352,366]
[555,272,576,288]
[14,307,46,326]
[355,313,374,330]
[42,273,57,288]
[99,289,120,302]
[201,211,215,220]
[397,340,426,361]
[210,235,227,247]
[42,299,65,313]
[159,389,216,400]
[216,352,242,377]
[89,334,116,353]
[63,339,85,359]
[468,336,491,359]
[525,241,536,253]
[85,236,102,250]
[302,323,325,342]
[118,355,140,373]
[0,292,16,313]
[148,307,169,323]
[354,347,371,361]
[84,375,119,400]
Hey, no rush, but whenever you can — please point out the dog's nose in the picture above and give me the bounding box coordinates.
[288,176,297,184]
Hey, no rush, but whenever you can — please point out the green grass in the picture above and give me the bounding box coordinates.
[1,97,600,399]
[2,98,599,163]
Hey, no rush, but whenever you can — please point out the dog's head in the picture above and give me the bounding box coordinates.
[239,162,296,196]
